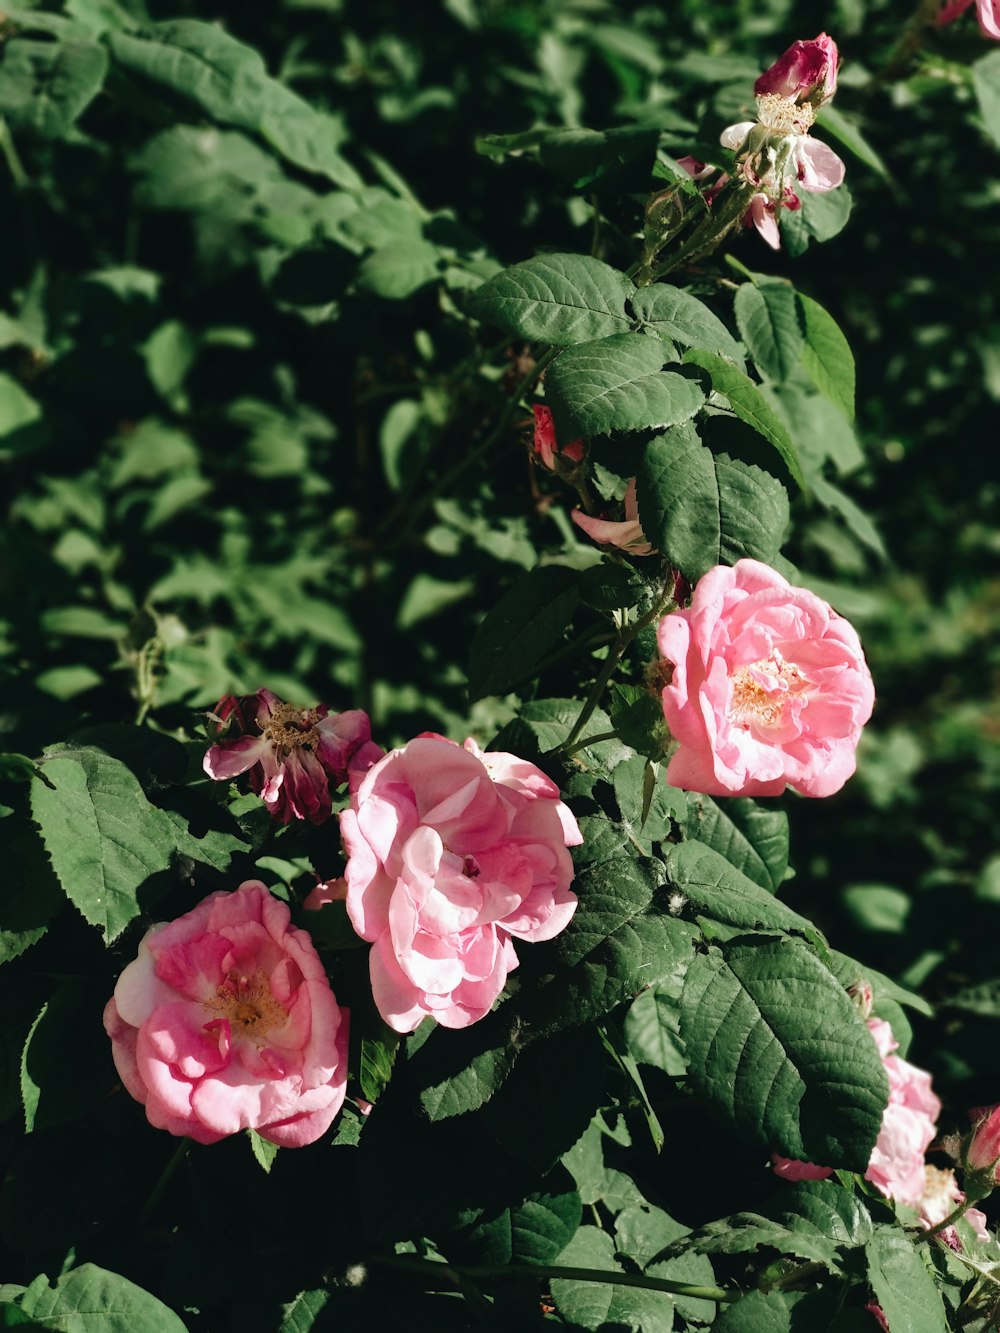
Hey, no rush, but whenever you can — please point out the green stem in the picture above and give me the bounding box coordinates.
[917,1195,977,1242]
[562,729,620,757]
[370,1253,738,1303]
[138,1139,190,1229]
[0,118,29,189]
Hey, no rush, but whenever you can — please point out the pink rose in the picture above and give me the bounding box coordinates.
[339,734,582,1033]
[865,1017,940,1205]
[532,404,585,472]
[967,1104,1000,1176]
[657,560,874,798]
[572,479,654,556]
[203,688,371,824]
[938,0,1000,38]
[754,34,840,107]
[104,883,348,1146]
[918,1165,990,1248]
[304,877,349,911]
[771,1017,939,1208]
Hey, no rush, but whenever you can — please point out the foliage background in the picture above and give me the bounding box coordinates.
[0,0,998,1328]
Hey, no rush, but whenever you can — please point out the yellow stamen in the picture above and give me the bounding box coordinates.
[755,93,815,135]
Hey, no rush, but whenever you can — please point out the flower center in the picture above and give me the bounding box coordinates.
[263,702,321,753]
[755,92,815,135]
[729,653,804,729]
[206,967,287,1039]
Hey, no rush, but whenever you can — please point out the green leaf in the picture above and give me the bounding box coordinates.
[469,253,635,345]
[768,384,863,479]
[973,50,1000,148]
[0,822,62,967]
[683,348,806,488]
[547,333,705,439]
[635,427,789,580]
[781,187,853,258]
[357,242,440,300]
[490,699,632,775]
[734,281,804,383]
[629,285,743,363]
[0,36,108,137]
[550,1227,674,1333]
[359,1024,400,1105]
[798,294,855,421]
[537,126,659,189]
[816,107,891,180]
[680,936,888,1168]
[20,982,110,1133]
[865,1228,949,1333]
[826,951,933,1019]
[29,751,181,940]
[544,859,697,1033]
[683,793,790,893]
[448,1180,582,1266]
[624,988,687,1077]
[712,1290,801,1333]
[674,1180,873,1273]
[664,842,816,942]
[467,565,580,700]
[17,1264,188,1332]
[108,22,360,187]
[277,1289,330,1332]
[248,1128,280,1173]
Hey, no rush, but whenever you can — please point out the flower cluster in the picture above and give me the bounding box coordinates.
[338,734,581,1032]
[104,883,349,1146]
[656,560,875,799]
[203,688,371,825]
[720,34,845,250]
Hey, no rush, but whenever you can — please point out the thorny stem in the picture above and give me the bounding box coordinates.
[370,1253,739,1303]
[917,1194,978,1242]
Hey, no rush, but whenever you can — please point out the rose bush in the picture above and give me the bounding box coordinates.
[103,882,349,1146]
[338,734,581,1032]
[657,559,875,798]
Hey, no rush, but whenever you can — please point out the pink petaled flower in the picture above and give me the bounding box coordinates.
[746,188,801,250]
[103,882,348,1146]
[572,479,654,556]
[755,34,840,108]
[967,1104,1000,1176]
[658,560,875,798]
[771,1017,939,1208]
[919,1165,990,1248]
[338,733,582,1033]
[304,877,348,911]
[203,688,371,825]
[532,404,585,472]
[719,35,844,250]
[938,0,1000,38]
